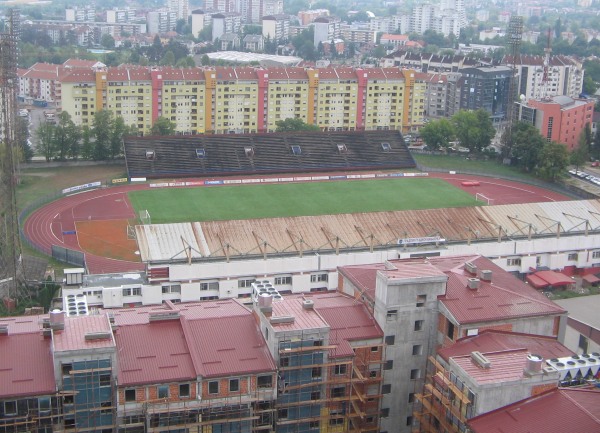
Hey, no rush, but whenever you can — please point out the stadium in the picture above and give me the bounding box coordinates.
[23,130,600,306]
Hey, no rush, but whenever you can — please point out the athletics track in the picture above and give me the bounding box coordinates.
[23,173,572,274]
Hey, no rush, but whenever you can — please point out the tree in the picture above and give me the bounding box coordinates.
[571,127,591,170]
[419,118,455,151]
[101,34,115,49]
[150,117,177,135]
[110,116,128,159]
[509,122,545,171]
[54,111,80,161]
[16,117,33,162]
[160,50,175,66]
[537,141,569,181]
[201,54,210,65]
[80,126,94,160]
[451,109,495,153]
[92,110,112,161]
[36,122,55,162]
[593,125,600,159]
[275,118,320,132]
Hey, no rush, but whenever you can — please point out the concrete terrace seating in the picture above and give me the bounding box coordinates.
[124,130,416,178]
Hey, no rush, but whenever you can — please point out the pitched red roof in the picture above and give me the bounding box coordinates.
[431,255,566,324]
[438,330,574,362]
[468,387,600,433]
[115,321,195,386]
[111,300,276,380]
[52,315,115,352]
[311,293,383,358]
[0,332,56,398]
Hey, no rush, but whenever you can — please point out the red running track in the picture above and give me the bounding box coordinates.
[23,174,572,275]
[25,184,148,274]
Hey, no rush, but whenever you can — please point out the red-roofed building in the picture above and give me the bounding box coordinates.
[467,387,600,433]
[253,290,384,433]
[338,254,568,432]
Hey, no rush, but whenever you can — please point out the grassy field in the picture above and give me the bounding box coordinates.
[128,178,479,223]
[412,153,539,182]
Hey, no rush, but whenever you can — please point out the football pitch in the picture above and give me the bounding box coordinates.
[127,178,479,223]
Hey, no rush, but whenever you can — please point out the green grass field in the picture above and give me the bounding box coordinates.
[127,178,479,223]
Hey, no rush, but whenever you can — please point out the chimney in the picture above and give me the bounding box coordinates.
[465,262,477,275]
[467,278,480,290]
[524,354,544,376]
[471,351,491,369]
[479,270,492,281]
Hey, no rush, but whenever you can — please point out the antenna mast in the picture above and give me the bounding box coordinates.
[0,9,25,302]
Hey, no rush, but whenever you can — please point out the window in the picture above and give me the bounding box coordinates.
[568,253,578,261]
[100,374,111,387]
[412,345,423,356]
[331,386,346,398]
[384,360,393,370]
[100,401,111,414]
[280,357,289,367]
[406,416,413,426]
[238,278,255,288]
[385,335,395,345]
[579,334,589,353]
[310,391,321,400]
[414,320,424,331]
[229,378,240,392]
[410,369,421,380]
[334,364,347,375]
[382,383,392,394]
[310,273,328,283]
[274,276,292,285]
[179,384,190,398]
[386,309,397,320]
[125,389,136,402]
[447,320,455,340]
[278,408,288,419]
[329,418,344,426]
[312,367,322,378]
[123,288,132,296]
[62,363,72,376]
[157,385,169,399]
[162,284,181,294]
[507,257,521,266]
[593,251,600,259]
[417,294,426,307]
[369,370,378,378]
[309,421,320,429]
[132,287,141,296]
[208,381,219,394]
[381,408,390,418]
[257,375,272,388]
[200,281,219,291]
[408,393,415,403]
[4,401,16,416]
[371,346,379,352]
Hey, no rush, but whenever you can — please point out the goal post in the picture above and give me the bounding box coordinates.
[139,209,151,225]
[475,193,494,205]
[127,224,137,240]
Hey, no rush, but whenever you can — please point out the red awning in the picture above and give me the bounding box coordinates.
[583,274,600,284]
[530,270,574,287]
[526,273,549,289]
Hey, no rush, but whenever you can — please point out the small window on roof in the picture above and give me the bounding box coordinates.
[337,143,347,153]
[196,148,206,158]
[381,142,391,152]
[291,145,301,155]
[145,150,155,160]
[244,147,254,158]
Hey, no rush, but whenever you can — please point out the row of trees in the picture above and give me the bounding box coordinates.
[35,111,176,162]
[420,112,572,181]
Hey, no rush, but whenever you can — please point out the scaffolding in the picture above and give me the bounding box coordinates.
[412,356,474,433]
[275,329,384,433]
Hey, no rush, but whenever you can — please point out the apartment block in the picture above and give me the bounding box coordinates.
[460,66,512,123]
[106,7,137,24]
[515,95,595,150]
[262,14,290,41]
[65,5,96,22]
[337,254,568,433]
[414,331,576,433]
[38,63,431,134]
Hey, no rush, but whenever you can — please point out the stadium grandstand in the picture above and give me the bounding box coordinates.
[124,130,416,178]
